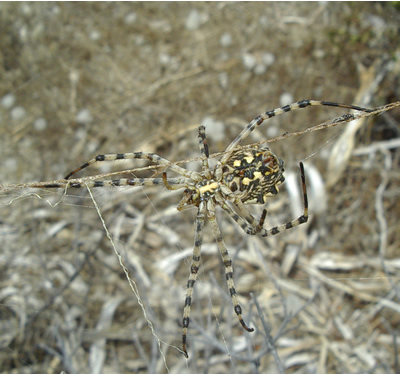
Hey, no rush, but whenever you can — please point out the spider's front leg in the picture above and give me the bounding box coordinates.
[64,151,202,181]
[219,100,372,166]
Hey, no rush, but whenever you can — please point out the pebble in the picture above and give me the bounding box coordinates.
[124,12,137,25]
[262,52,275,66]
[11,106,26,121]
[185,9,201,30]
[185,9,208,30]
[33,117,47,131]
[220,32,232,47]
[280,92,294,106]
[1,94,16,109]
[242,52,275,75]
[242,53,257,70]
[89,30,101,41]
[76,109,93,124]
[202,116,225,143]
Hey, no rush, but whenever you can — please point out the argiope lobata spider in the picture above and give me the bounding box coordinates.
[45,99,372,358]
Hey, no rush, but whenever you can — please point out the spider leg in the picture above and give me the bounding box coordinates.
[261,162,308,237]
[235,199,268,230]
[162,173,188,191]
[207,200,254,334]
[218,199,267,235]
[219,100,372,167]
[31,177,190,189]
[198,125,212,179]
[65,151,201,181]
[182,200,206,358]
[234,200,260,225]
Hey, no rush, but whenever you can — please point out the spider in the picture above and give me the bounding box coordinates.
[43,99,372,358]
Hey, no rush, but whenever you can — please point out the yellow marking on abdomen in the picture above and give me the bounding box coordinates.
[242,171,263,186]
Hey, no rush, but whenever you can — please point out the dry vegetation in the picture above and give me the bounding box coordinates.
[1,3,400,374]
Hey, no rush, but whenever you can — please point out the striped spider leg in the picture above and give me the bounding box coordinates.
[57,99,371,358]
[163,127,309,358]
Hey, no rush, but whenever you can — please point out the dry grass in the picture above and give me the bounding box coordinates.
[1,3,400,374]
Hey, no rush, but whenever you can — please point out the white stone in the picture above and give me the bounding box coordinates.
[262,52,275,66]
[11,106,26,120]
[159,52,170,65]
[220,32,232,47]
[33,117,47,131]
[280,92,294,107]
[202,116,225,143]
[242,53,257,70]
[89,30,101,41]
[124,12,137,25]
[185,9,201,30]
[76,109,93,124]
[254,63,267,75]
[1,94,15,109]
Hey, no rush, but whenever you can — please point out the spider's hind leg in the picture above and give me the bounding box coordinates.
[208,202,254,333]
[261,162,308,237]
[181,200,206,358]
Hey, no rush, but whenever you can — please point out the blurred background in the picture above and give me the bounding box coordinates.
[1,2,399,373]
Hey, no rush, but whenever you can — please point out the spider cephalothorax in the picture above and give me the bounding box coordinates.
[173,179,223,210]
[44,99,372,358]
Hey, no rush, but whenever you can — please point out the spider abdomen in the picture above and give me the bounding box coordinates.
[221,147,285,204]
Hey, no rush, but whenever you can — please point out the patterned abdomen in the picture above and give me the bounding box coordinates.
[221,146,285,204]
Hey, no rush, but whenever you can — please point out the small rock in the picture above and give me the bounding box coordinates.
[89,30,101,41]
[11,106,26,121]
[202,117,225,143]
[1,94,16,109]
[76,109,93,124]
[33,117,47,131]
[242,53,257,70]
[262,52,275,66]
[254,64,267,75]
[220,33,232,47]
[280,92,294,107]
[185,9,206,30]
[124,12,137,25]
